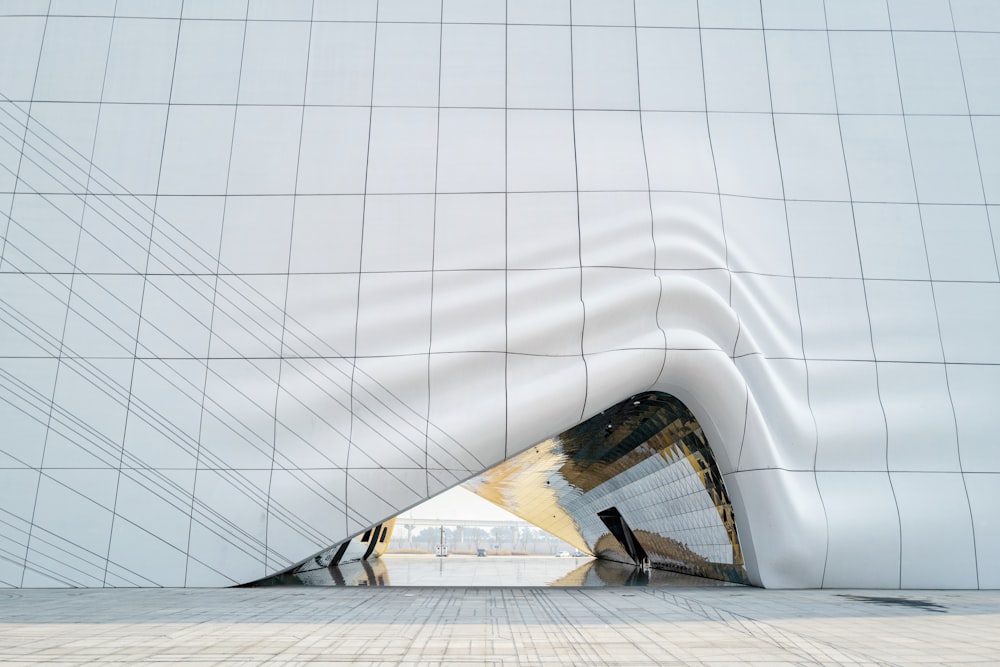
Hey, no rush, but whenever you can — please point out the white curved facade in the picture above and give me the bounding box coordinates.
[1,0,998,588]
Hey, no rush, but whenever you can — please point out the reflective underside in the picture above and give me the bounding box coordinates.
[467,392,749,584]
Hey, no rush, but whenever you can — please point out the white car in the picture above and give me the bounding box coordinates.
[554,551,570,558]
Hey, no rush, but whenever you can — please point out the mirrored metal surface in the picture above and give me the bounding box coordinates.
[467,392,749,584]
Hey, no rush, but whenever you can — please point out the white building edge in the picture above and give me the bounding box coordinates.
[0,0,998,589]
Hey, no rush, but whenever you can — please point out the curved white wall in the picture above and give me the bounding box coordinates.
[0,0,998,588]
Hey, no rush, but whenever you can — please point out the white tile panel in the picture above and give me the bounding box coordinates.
[721,196,792,276]
[887,0,953,30]
[102,18,179,104]
[810,360,886,472]
[653,193,726,271]
[879,362,960,472]
[828,32,901,114]
[797,278,873,360]
[786,201,861,279]
[506,111,577,192]
[824,0,890,30]
[436,109,505,193]
[634,0,697,27]
[965,473,1000,589]
[892,471,978,589]
[948,365,1000,472]
[935,283,1000,364]
[907,116,984,205]
[817,471,900,588]
[774,114,849,202]
[378,0,440,23]
[312,0,376,21]
[699,0,762,29]
[0,359,59,468]
[709,113,782,199]
[730,273,801,359]
[439,24,505,108]
[572,26,638,110]
[952,0,1000,31]
[60,275,144,358]
[238,21,310,106]
[764,30,836,113]
[973,117,1000,204]
[635,28,704,111]
[506,193,579,269]
[443,0,505,23]
[354,273,432,357]
[506,268,583,356]
[434,194,506,271]
[182,0,247,20]
[922,205,998,281]
[158,106,235,196]
[247,0,312,21]
[372,23,440,107]
[171,19,245,104]
[305,22,376,106]
[839,116,916,203]
[17,102,100,197]
[575,111,647,191]
[642,112,716,193]
[282,274,359,359]
[228,108,302,197]
[33,17,113,103]
[894,32,968,115]
[361,195,434,273]
[0,17,45,100]
[275,358,352,468]
[854,203,929,280]
[431,270,506,354]
[578,192,652,269]
[761,0,825,29]
[702,29,771,113]
[958,33,1000,115]
[507,25,573,109]
[6,184,81,267]
[122,360,204,469]
[866,280,943,363]
[287,195,363,273]
[366,108,438,194]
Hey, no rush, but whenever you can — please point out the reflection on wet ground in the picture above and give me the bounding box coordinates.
[254,555,739,588]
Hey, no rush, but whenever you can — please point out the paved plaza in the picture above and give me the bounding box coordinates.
[0,583,997,665]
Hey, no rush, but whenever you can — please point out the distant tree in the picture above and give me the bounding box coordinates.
[416,526,439,548]
[529,528,546,553]
[490,526,512,549]
[465,528,490,550]
[467,527,489,549]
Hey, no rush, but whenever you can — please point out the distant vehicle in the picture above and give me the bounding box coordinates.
[476,548,488,557]
[554,550,570,558]
[435,545,448,557]
[571,550,585,557]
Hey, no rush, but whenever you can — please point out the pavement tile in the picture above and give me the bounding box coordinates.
[0,585,997,665]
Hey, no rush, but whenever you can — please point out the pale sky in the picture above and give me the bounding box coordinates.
[396,486,524,523]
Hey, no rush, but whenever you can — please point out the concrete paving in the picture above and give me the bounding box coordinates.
[0,585,998,665]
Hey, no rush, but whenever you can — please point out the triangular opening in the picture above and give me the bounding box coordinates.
[250,392,747,588]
